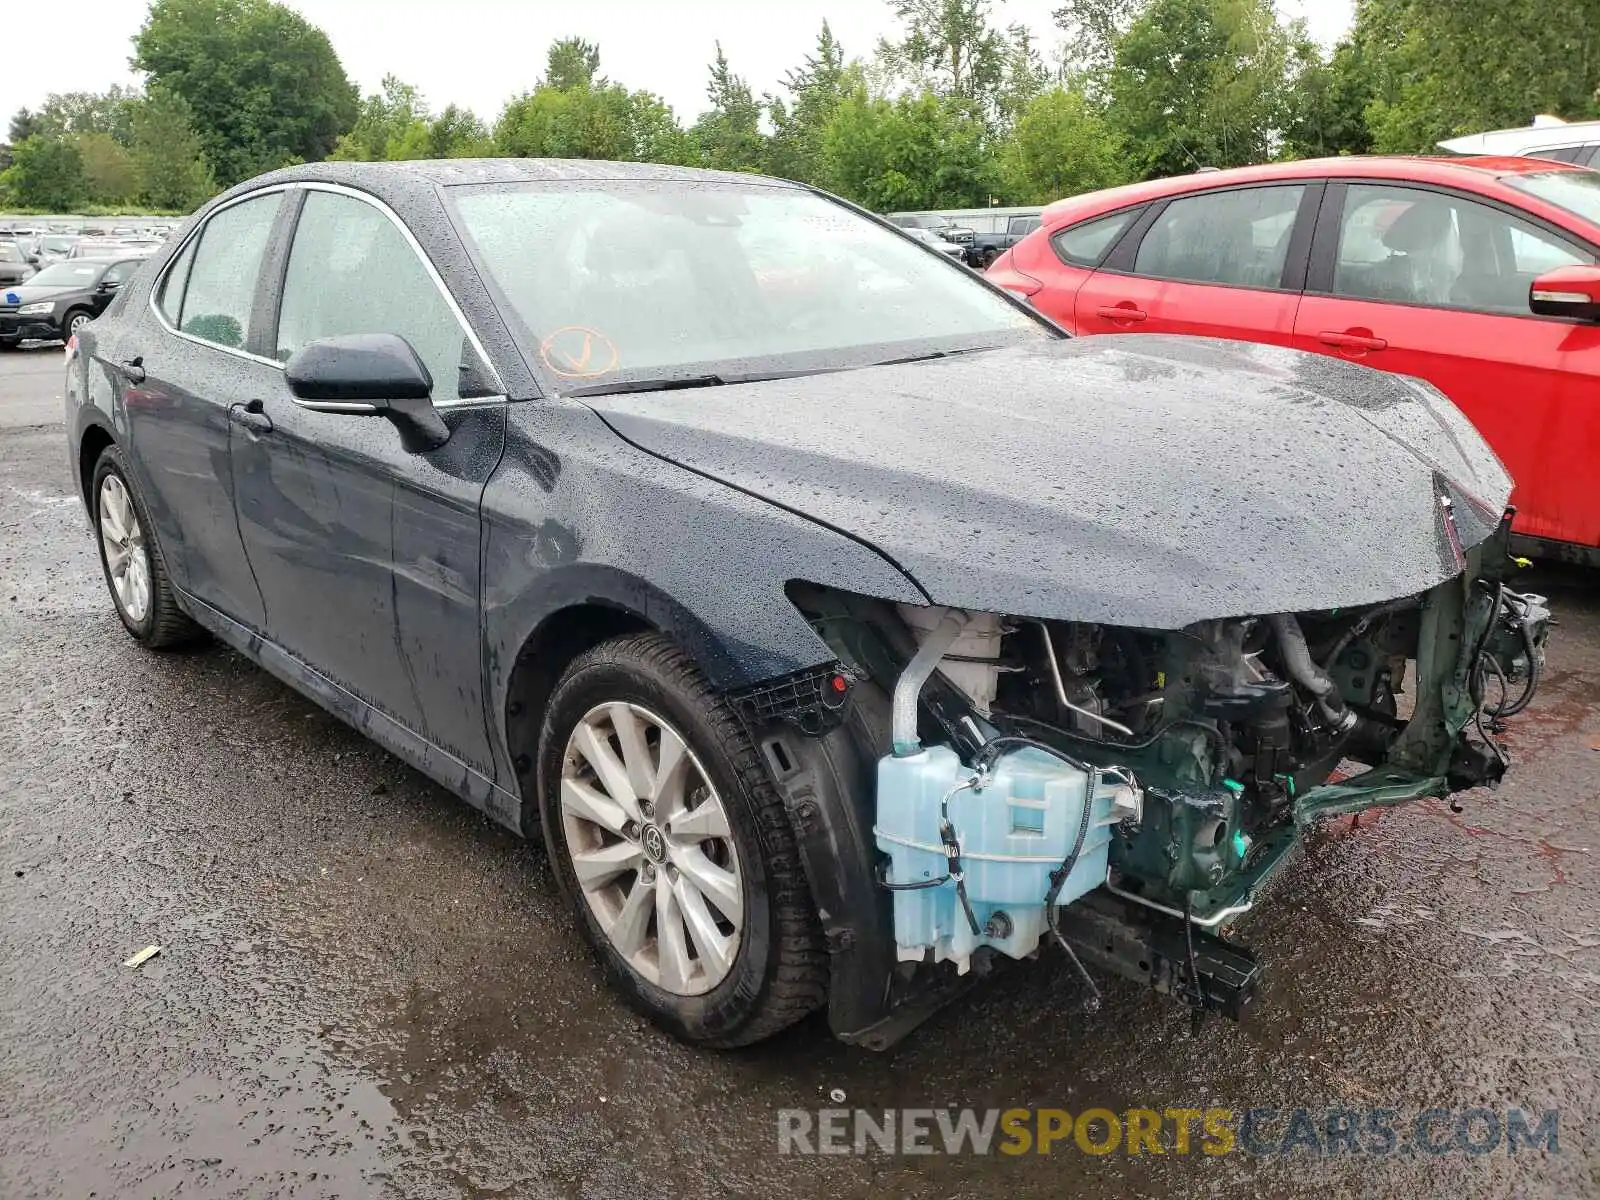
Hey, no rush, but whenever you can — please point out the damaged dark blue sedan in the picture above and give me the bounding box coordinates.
[65,160,1550,1049]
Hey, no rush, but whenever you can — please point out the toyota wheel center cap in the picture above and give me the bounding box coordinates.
[641,824,667,863]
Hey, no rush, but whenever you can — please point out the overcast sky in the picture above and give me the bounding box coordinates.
[9,0,1356,129]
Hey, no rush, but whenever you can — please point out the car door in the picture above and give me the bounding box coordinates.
[229,186,508,773]
[87,258,137,318]
[1073,183,1319,344]
[122,189,287,628]
[1292,181,1600,548]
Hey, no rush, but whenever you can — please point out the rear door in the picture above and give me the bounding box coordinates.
[1073,183,1319,344]
[230,186,507,773]
[123,189,287,627]
[1292,180,1600,547]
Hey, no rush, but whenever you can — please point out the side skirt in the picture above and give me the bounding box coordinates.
[175,586,523,833]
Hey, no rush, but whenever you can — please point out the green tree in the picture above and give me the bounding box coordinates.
[133,0,359,185]
[427,105,495,158]
[995,24,1051,128]
[1052,0,1141,91]
[877,0,1011,114]
[767,23,853,185]
[1107,0,1298,177]
[8,108,42,143]
[691,44,767,173]
[822,89,992,210]
[1354,0,1600,152]
[331,76,429,161]
[129,87,216,210]
[33,87,141,145]
[0,135,87,210]
[1282,37,1374,157]
[546,37,602,91]
[999,87,1128,202]
[75,132,139,203]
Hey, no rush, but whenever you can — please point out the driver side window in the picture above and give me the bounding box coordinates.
[276,190,492,402]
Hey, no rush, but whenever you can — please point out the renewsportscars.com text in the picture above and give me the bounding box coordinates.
[777,1106,1559,1157]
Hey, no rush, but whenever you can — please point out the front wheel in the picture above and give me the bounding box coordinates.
[537,633,827,1046]
[63,309,93,340]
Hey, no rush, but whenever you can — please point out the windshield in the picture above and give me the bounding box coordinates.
[451,181,1044,390]
[42,237,77,252]
[1504,170,1600,227]
[27,262,104,288]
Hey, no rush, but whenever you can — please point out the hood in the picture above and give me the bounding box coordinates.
[585,336,1512,628]
[2,281,83,304]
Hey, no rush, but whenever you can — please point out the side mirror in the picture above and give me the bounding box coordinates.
[1529,264,1600,322]
[285,333,451,453]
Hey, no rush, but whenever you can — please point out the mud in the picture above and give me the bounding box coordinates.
[2,347,1596,1198]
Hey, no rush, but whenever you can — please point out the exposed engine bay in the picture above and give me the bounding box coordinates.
[777,519,1550,1036]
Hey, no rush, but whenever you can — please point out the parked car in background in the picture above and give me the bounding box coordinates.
[64,158,1545,1049]
[0,257,145,348]
[938,207,1043,267]
[0,240,36,286]
[1440,115,1600,166]
[36,235,80,265]
[988,155,1600,561]
[69,238,160,260]
[901,225,967,260]
[884,211,975,251]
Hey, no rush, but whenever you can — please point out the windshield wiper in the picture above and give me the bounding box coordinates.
[560,368,828,398]
[869,344,1002,369]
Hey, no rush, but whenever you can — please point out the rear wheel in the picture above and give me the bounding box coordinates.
[537,632,827,1045]
[91,445,198,648]
[981,247,1000,268]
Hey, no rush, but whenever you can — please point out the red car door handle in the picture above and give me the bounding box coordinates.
[1318,330,1387,352]
[1096,304,1148,323]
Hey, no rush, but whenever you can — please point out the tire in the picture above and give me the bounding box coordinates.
[63,309,93,340]
[0,337,18,352]
[537,632,827,1046]
[90,444,199,648]
[981,247,1000,268]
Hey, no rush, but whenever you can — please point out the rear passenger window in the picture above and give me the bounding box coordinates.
[1052,210,1137,266]
[156,239,196,325]
[1134,186,1304,287]
[1009,216,1041,236]
[174,193,280,349]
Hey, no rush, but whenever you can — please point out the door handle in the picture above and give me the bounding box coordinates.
[1317,330,1387,352]
[1096,303,1148,323]
[229,399,274,434]
[119,357,145,384]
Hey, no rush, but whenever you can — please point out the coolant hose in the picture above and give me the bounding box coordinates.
[1269,613,1356,731]
[891,607,969,756]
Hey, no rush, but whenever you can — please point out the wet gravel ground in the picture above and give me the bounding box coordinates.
[2,345,1597,1198]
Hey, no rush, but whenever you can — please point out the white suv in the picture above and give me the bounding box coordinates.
[1439,115,1600,166]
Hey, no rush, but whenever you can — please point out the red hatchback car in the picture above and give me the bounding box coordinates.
[988,156,1600,559]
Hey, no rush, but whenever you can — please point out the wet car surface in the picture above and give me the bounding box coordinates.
[3,349,1598,1197]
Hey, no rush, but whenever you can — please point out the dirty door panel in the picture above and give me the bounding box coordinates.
[122,192,284,627]
[229,186,507,772]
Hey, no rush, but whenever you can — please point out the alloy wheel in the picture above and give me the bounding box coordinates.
[559,702,743,996]
[68,313,91,337]
[98,474,151,623]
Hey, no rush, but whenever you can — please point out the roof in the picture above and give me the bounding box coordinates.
[1040,155,1588,223]
[234,157,797,195]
